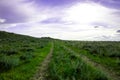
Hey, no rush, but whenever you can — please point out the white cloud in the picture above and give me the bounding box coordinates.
[0,1,120,41]
[0,18,6,23]
[4,22,116,40]
[63,2,119,26]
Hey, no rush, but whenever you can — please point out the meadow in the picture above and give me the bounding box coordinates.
[0,31,52,80]
[46,41,108,80]
[0,31,120,80]
[63,41,120,77]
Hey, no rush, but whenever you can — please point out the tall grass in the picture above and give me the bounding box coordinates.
[64,41,120,58]
[0,31,52,80]
[0,55,20,72]
[47,42,108,80]
[63,41,120,77]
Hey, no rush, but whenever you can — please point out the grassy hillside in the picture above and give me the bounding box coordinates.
[0,31,120,80]
[0,31,52,80]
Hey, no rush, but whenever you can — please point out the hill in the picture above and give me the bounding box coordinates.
[0,31,120,80]
[0,31,52,80]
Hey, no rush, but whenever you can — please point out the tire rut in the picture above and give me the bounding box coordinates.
[30,43,54,80]
[63,45,120,80]
[81,55,120,80]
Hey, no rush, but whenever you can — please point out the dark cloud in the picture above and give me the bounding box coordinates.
[102,35,110,39]
[0,0,32,24]
[32,0,81,7]
[94,26,99,28]
[40,17,64,24]
[91,22,109,28]
[93,0,120,9]
[116,30,120,33]
[0,5,27,23]
[17,0,120,9]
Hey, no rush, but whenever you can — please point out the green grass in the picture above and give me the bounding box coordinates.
[47,41,108,80]
[63,41,120,77]
[0,31,119,80]
[0,31,52,80]
[0,42,52,80]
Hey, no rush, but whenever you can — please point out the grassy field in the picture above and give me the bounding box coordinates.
[0,31,52,80]
[0,31,120,80]
[62,41,120,79]
[46,41,108,80]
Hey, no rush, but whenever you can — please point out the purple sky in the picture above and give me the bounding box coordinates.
[0,0,120,41]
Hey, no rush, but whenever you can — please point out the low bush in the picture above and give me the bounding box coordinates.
[20,47,34,52]
[0,55,20,72]
[20,52,35,62]
[0,49,19,55]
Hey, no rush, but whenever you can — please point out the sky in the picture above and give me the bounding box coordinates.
[0,0,120,41]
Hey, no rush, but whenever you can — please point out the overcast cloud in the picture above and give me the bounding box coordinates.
[0,0,120,41]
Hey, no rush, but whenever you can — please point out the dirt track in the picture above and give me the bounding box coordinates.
[31,43,53,80]
[63,45,120,80]
[31,43,120,80]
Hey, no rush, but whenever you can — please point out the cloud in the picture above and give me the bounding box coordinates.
[40,17,66,24]
[116,30,120,33]
[63,2,120,28]
[0,0,120,41]
[0,0,37,23]
[0,0,24,23]
[91,0,120,9]
[0,18,6,23]
[32,0,80,7]
[35,0,120,10]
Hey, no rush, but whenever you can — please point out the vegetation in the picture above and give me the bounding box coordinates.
[46,42,108,80]
[0,31,52,80]
[63,41,120,77]
[0,31,119,80]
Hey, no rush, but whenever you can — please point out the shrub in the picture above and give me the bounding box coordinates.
[20,52,35,62]
[0,55,20,72]
[40,45,44,48]
[20,47,34,52]
[0,49,19,55]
